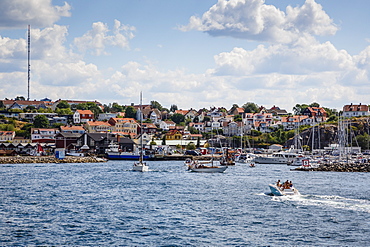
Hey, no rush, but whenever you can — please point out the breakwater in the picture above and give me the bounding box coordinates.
[294,161,370,172]
[0,156,107,164]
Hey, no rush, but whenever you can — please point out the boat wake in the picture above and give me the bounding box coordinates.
[270,194,370,213]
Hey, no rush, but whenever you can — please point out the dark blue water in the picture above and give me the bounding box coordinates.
[0,161,369,246]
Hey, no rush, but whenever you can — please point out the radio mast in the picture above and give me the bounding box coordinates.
[27,25,30,101]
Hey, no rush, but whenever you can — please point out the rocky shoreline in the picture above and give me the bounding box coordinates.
[294,161,370,172]
[0,156,107,164]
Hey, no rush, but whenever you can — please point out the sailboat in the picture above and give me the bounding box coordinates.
[133,92,149,172]
[187,123,227,173]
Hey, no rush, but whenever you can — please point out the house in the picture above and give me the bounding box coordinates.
[229,107,244,116]
[280,116,309,130]
[55,132,82,150]
[302,107,327,122]
[49,116,68,125]
[60,125,86,134]
[19,113,58,121]
[0,111,20,118]
[244,112,274,132]
[0,131,15,142]
[75,132,117,154]
[267,106,288,116]
[138,107,162,124]
[31,128,59,143]
[73,110,94,124]
[98,113,118,121]
[189,122,205,132]
[108,118,138,135]
[184,109,198,122]
[223,121,243,136]
[85,121,113,133]
[160,121,176,131]
[165,130,183,140]
[342,103,369,118]
[140,123,158,134]
[2,100,49,110]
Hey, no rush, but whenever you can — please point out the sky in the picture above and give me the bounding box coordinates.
[0,0,370,113]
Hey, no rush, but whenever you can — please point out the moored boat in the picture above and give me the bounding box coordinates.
[254,152,300,164]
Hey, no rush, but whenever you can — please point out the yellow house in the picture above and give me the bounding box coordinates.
[165,130,183,140]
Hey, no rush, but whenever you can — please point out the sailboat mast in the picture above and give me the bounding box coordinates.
[139,91,143,162]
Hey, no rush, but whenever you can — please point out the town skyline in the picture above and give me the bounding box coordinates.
[1,1,370,111]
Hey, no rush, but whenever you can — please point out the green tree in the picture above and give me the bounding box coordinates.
[33,115,49,128]
[234,114,242,122]
[125,106,137,118]
[151,101,163,111]
[0,101,5,109]
[111,102,124,112]
[188,126,199,134]
[186,142,196,150]
[56,100,70,109]
[242,102,259,113]
[15,96,26,100]
[162,135,166,145]
[203,116,211,122]
[171,113,185,124]
[170,104,178,112]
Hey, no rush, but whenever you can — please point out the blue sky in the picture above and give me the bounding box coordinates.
[1,0,369,112]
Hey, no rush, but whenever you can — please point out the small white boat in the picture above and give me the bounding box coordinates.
[268,184,300,196]
[132,92,149,172]
[133,161,149,172]
[254,152,300,164]
[186,159,227,173]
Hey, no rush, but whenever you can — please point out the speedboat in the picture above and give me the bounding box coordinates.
[268,184,300,196]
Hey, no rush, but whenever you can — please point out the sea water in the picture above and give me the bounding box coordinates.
[0,160,369,246]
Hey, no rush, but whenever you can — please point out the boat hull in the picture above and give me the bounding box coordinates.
[254,156,288,164]
[190,166,227,173]
[268,184,300,196]
[133,164,149,172]
[107,153,152,160]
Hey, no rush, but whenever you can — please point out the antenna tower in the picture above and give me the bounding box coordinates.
[27,25,30,101]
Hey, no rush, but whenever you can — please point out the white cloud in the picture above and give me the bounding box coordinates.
[180,0,337,44]
[0,0,71,29]
[73,20,136,56]
[213,40,353,76]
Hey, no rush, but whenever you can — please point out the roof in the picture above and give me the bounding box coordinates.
[0,131,15,136]
[76,109,94,115]
[61,125,85,131]
[85,121,111,127]
[343,104,369,112]
[56,132,82,138]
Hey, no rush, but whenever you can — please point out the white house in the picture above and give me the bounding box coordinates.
[160,121,176,131]
[342,103,369,118]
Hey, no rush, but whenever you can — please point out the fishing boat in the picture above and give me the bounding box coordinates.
[105,142,152,160]
[186,159,227,173]
[132,92,149,172]
[268,183,300,196]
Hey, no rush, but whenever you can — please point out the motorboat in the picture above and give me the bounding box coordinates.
[186,159,227,173]
[268,183,300,196]
[235,153,255,164]
[254,152,300,164]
